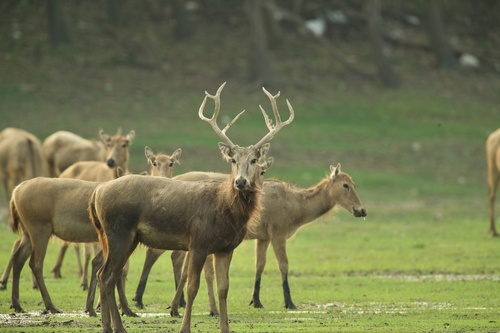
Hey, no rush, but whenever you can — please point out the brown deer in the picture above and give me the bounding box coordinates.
[0,127,48,205]
[135,163,367,315]
[42,130,110,177]
[486,128,500,236]
[88,82,293,333]
[50,129,135,289]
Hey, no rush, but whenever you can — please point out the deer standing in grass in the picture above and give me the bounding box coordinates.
[2,147,182,315]
[135,163,367,314]
[0,127,48,205]
[50,129,135,290]
[88,82,293,333]
[42,130,110,177]
[486,128,500,236]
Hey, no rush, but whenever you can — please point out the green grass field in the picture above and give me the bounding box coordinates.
[1,65,499,332]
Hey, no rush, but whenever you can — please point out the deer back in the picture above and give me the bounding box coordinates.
[10,177,100,242]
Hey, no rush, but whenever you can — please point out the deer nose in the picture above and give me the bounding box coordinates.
[353,207,367,217]
[107,159,115,168]
[235,177,247,189]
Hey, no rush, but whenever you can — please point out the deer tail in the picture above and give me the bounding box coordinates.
[88,187,108,255]
[9,196,20,233]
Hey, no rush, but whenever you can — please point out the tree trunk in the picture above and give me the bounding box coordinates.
[244,0,274,87]
[107,0,120,25]
[366,0,401,88]
[425,0,457,69]
[173,0,193,41]
[46,0,70,45]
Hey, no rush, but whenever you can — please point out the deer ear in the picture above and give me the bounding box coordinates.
[99,130,111,143]
[330,163,341,177]
[218,142,233,161]
[171,148,182,164]
[144,146,154,160]
[263,157,274,171]
[258,143,271,158]
[126,130,136,143]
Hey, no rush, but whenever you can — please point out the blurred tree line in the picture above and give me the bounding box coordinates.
[1,0,498,89]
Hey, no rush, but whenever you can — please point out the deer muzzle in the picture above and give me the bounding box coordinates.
[353,207,367,218]
[106,159,116,168]
[234,177,248,189]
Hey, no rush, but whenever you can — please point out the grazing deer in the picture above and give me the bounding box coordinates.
[486,128,500,236]
[50,129,135,289]
[42,130,110,177]
[135,164,367,314]
[0,127,48,205]
[88,82,293,333]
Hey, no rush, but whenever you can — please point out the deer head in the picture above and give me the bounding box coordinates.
[199,82,294,190]
[99,129,135,169]
[144,146,182,178]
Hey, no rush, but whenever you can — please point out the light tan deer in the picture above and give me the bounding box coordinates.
[134,164,367,315]
[486,128,500,236]
[42,130,109,177]
[0,127,48,205]
[5,177,137,315]
[50,129,135,289]
[88,82,293,333]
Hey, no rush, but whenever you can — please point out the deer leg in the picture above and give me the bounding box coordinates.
[28,230,62,314]
[271,236,296,309]
[10,234,31,313]
[51,242,69,279]
[0,238,21,290]
[213,251,234,333]
[250,239,270,308]
[133,247,165,309]
[171,250,186,308]
[179,250,207,333]
[97,239,138,333]
[86,250,104,317]
[204,254,218,316]
[170,251,189,317]
[80,243,92,290]
[487,167,499,236]
[117,259,137,317]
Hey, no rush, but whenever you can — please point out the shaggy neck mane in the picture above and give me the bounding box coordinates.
[217,177,263,235]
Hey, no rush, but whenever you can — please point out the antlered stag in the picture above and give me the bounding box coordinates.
[0,127,47,205]
[42,130,110,177]
[89,82,293,333]
[486,128,500,236]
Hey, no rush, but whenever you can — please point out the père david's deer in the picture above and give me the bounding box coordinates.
[50,129,135,289]
[0,127,48,205]
[486,128,500,236]
[88,82,293,333]
[42,130,110,177]
[135,163,367,315]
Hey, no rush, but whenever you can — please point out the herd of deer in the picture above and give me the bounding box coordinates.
[0,83,497,333]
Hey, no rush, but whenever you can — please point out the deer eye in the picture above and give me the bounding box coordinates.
[343,183,350,190]
[152,162,157,167]
[122,143,127,148]
[260,171,266,176]
[169,162,174,167]
[231,159,236,164]
[251,159,257,164]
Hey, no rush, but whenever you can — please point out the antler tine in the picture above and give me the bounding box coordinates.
[199,82,241,147]
[254,88,295,148]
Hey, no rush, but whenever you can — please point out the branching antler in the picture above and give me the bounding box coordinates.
[199,83,294,149]
[199,82,245,148]
[254,87,295,148]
